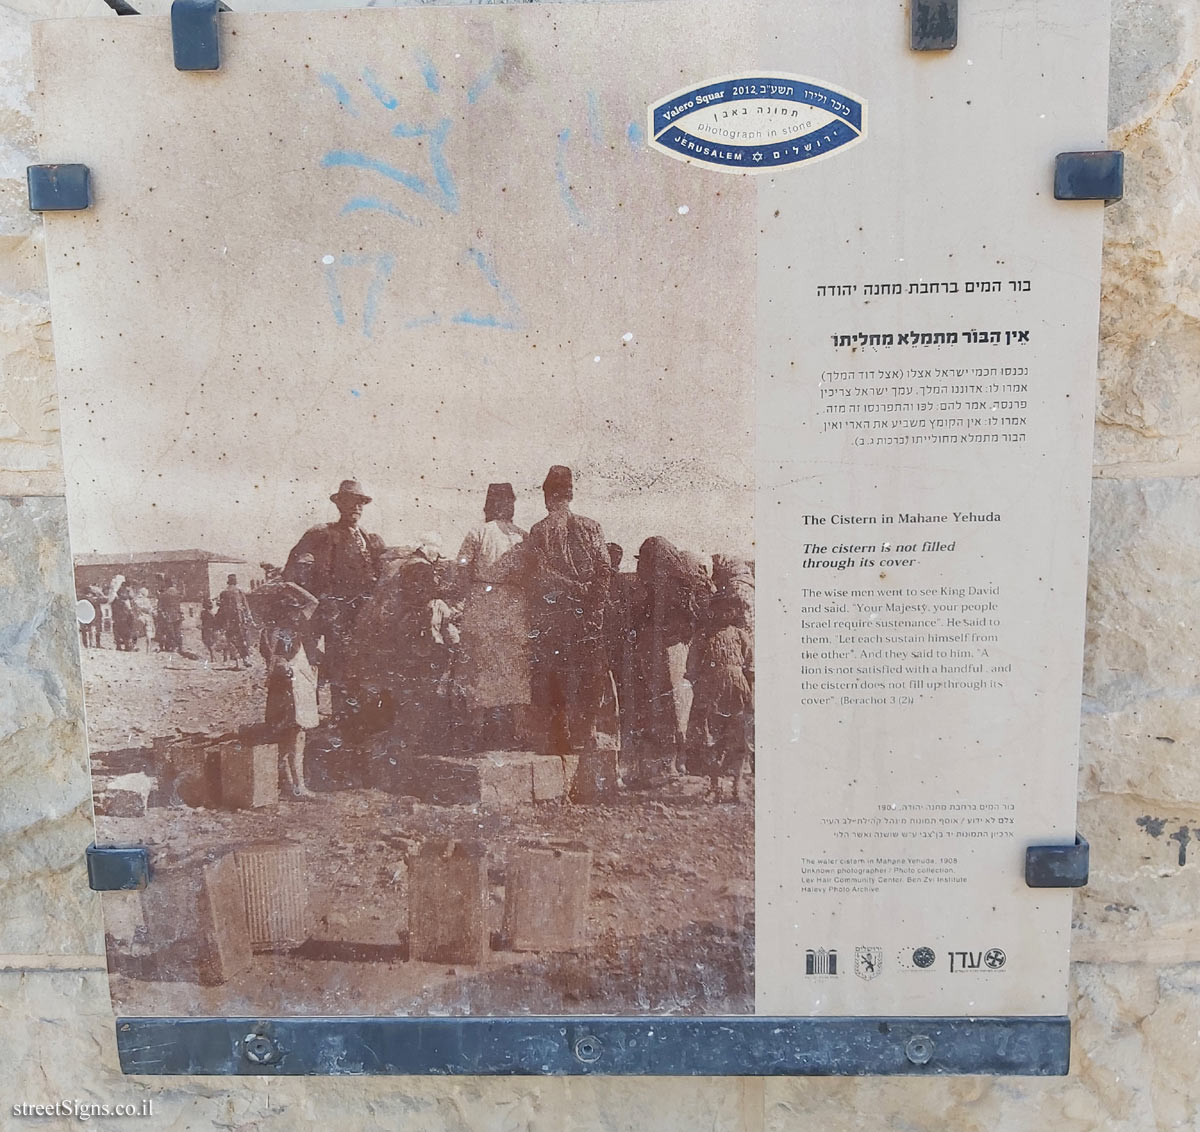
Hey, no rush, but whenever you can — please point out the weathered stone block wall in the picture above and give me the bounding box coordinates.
[1,0,1196,1126]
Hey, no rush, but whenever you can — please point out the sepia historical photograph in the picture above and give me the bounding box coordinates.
[79,461,754,1015]
[53,3,759,1015]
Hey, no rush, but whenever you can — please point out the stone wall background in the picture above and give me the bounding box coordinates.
[1,0,1196,1127]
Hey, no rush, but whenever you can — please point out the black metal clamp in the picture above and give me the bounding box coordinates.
[86,845,150,891]
[26,164,92,212]
[1054,151,1124,204]
[1025,833,1089,889]
[911,0,958,51]
[171,0,229,72]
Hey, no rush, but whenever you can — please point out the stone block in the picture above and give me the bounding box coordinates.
[1095,0,1200,474]
[92,772,152,818]
[137,742,222,810]
[234,842,310,952]
[407,839,488,965]
[531,754,569,802]
[375,751,539,807]
[502,843,592,951]
[305,727,372,792]
[218,741,279,809]
[198,854,254,985]
[1073,791,1200,963]
[569,749,619,804]
[0,498,98,956]
[100,890,145,945]
[134,856,252,985]
[1082,477,1200,803]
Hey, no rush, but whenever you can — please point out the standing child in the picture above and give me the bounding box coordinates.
[258,582,321,797]
[111,584,138,652]
[134,587,156,653]
[685,597,754,802]
[199,599,219,663]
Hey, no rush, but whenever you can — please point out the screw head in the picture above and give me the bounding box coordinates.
[573,1035,602,1064]
[243,1031,282,1065]
[905,1034,934,1066]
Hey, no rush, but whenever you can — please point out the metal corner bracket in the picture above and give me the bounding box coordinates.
[171,0,230,72]
[1025,833,1089,889]
[911,0,958,51]
[1054,151,1124,204]
[86,845,150,891]
[26,164,92,212]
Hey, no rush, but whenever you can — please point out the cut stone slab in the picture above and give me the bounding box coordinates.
[91,742,221,810]
[503,843,592,952]
[234,842,310,952]
[93,772,153,818]
[198,854,254,985]
[304,725,373,792]
[569,750,619,804]
[100,890,146,945]
[133,855,252,985]
[373,750,567,807]
[218,740,279,809]
[532,755,571,803]
[407,839,488,966]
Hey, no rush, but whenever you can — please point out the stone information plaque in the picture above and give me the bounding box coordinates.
[33,0,1109,1070]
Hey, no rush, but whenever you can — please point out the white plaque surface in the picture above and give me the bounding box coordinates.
[34,0,1108,1021]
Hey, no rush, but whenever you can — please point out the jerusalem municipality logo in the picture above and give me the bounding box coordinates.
[647,72,867,173]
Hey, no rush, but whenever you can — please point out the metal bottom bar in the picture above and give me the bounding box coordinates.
[116,1016,1070,1076]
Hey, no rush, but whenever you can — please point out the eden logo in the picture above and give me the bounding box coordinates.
[950,948,1007,973]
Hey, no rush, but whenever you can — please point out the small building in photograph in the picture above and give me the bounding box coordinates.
[74,550,265,604]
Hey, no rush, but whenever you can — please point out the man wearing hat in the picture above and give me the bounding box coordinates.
[525,465,612,755]
[284,479,385,714]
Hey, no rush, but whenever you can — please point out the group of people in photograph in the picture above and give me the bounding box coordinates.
[265,468,755,801]
[77,466,755,801]
[78,573,256,664]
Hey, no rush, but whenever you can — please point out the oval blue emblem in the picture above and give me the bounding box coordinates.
[648,72,867,173]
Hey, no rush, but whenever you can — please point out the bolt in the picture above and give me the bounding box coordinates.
[905,1034,934,1066]
[573,1035,602,1064]
[243,1031,282,1066]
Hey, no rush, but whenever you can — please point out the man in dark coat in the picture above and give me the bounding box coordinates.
[284,479,385,715]
[156,577,184,653]
[627,536,713,782]
[525,465,612,755]
[216,573,254,668]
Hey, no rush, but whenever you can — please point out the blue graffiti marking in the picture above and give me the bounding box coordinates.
[627,120,645,147]
[467,54,504,105]
[322,253,395,338]
[340,196,420,225]
[317,53,524,333]
[323,265,345,327]
[390,118,458,213]
[415,51,440,93]
[318,73,359,116]
[451,246,521,330]
[324,151,430,202]
[555,129,587,228]
[586,89,602,144]
[361,67,398,110]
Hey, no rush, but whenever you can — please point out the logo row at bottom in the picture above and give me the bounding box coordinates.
[805,946,1008,979]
